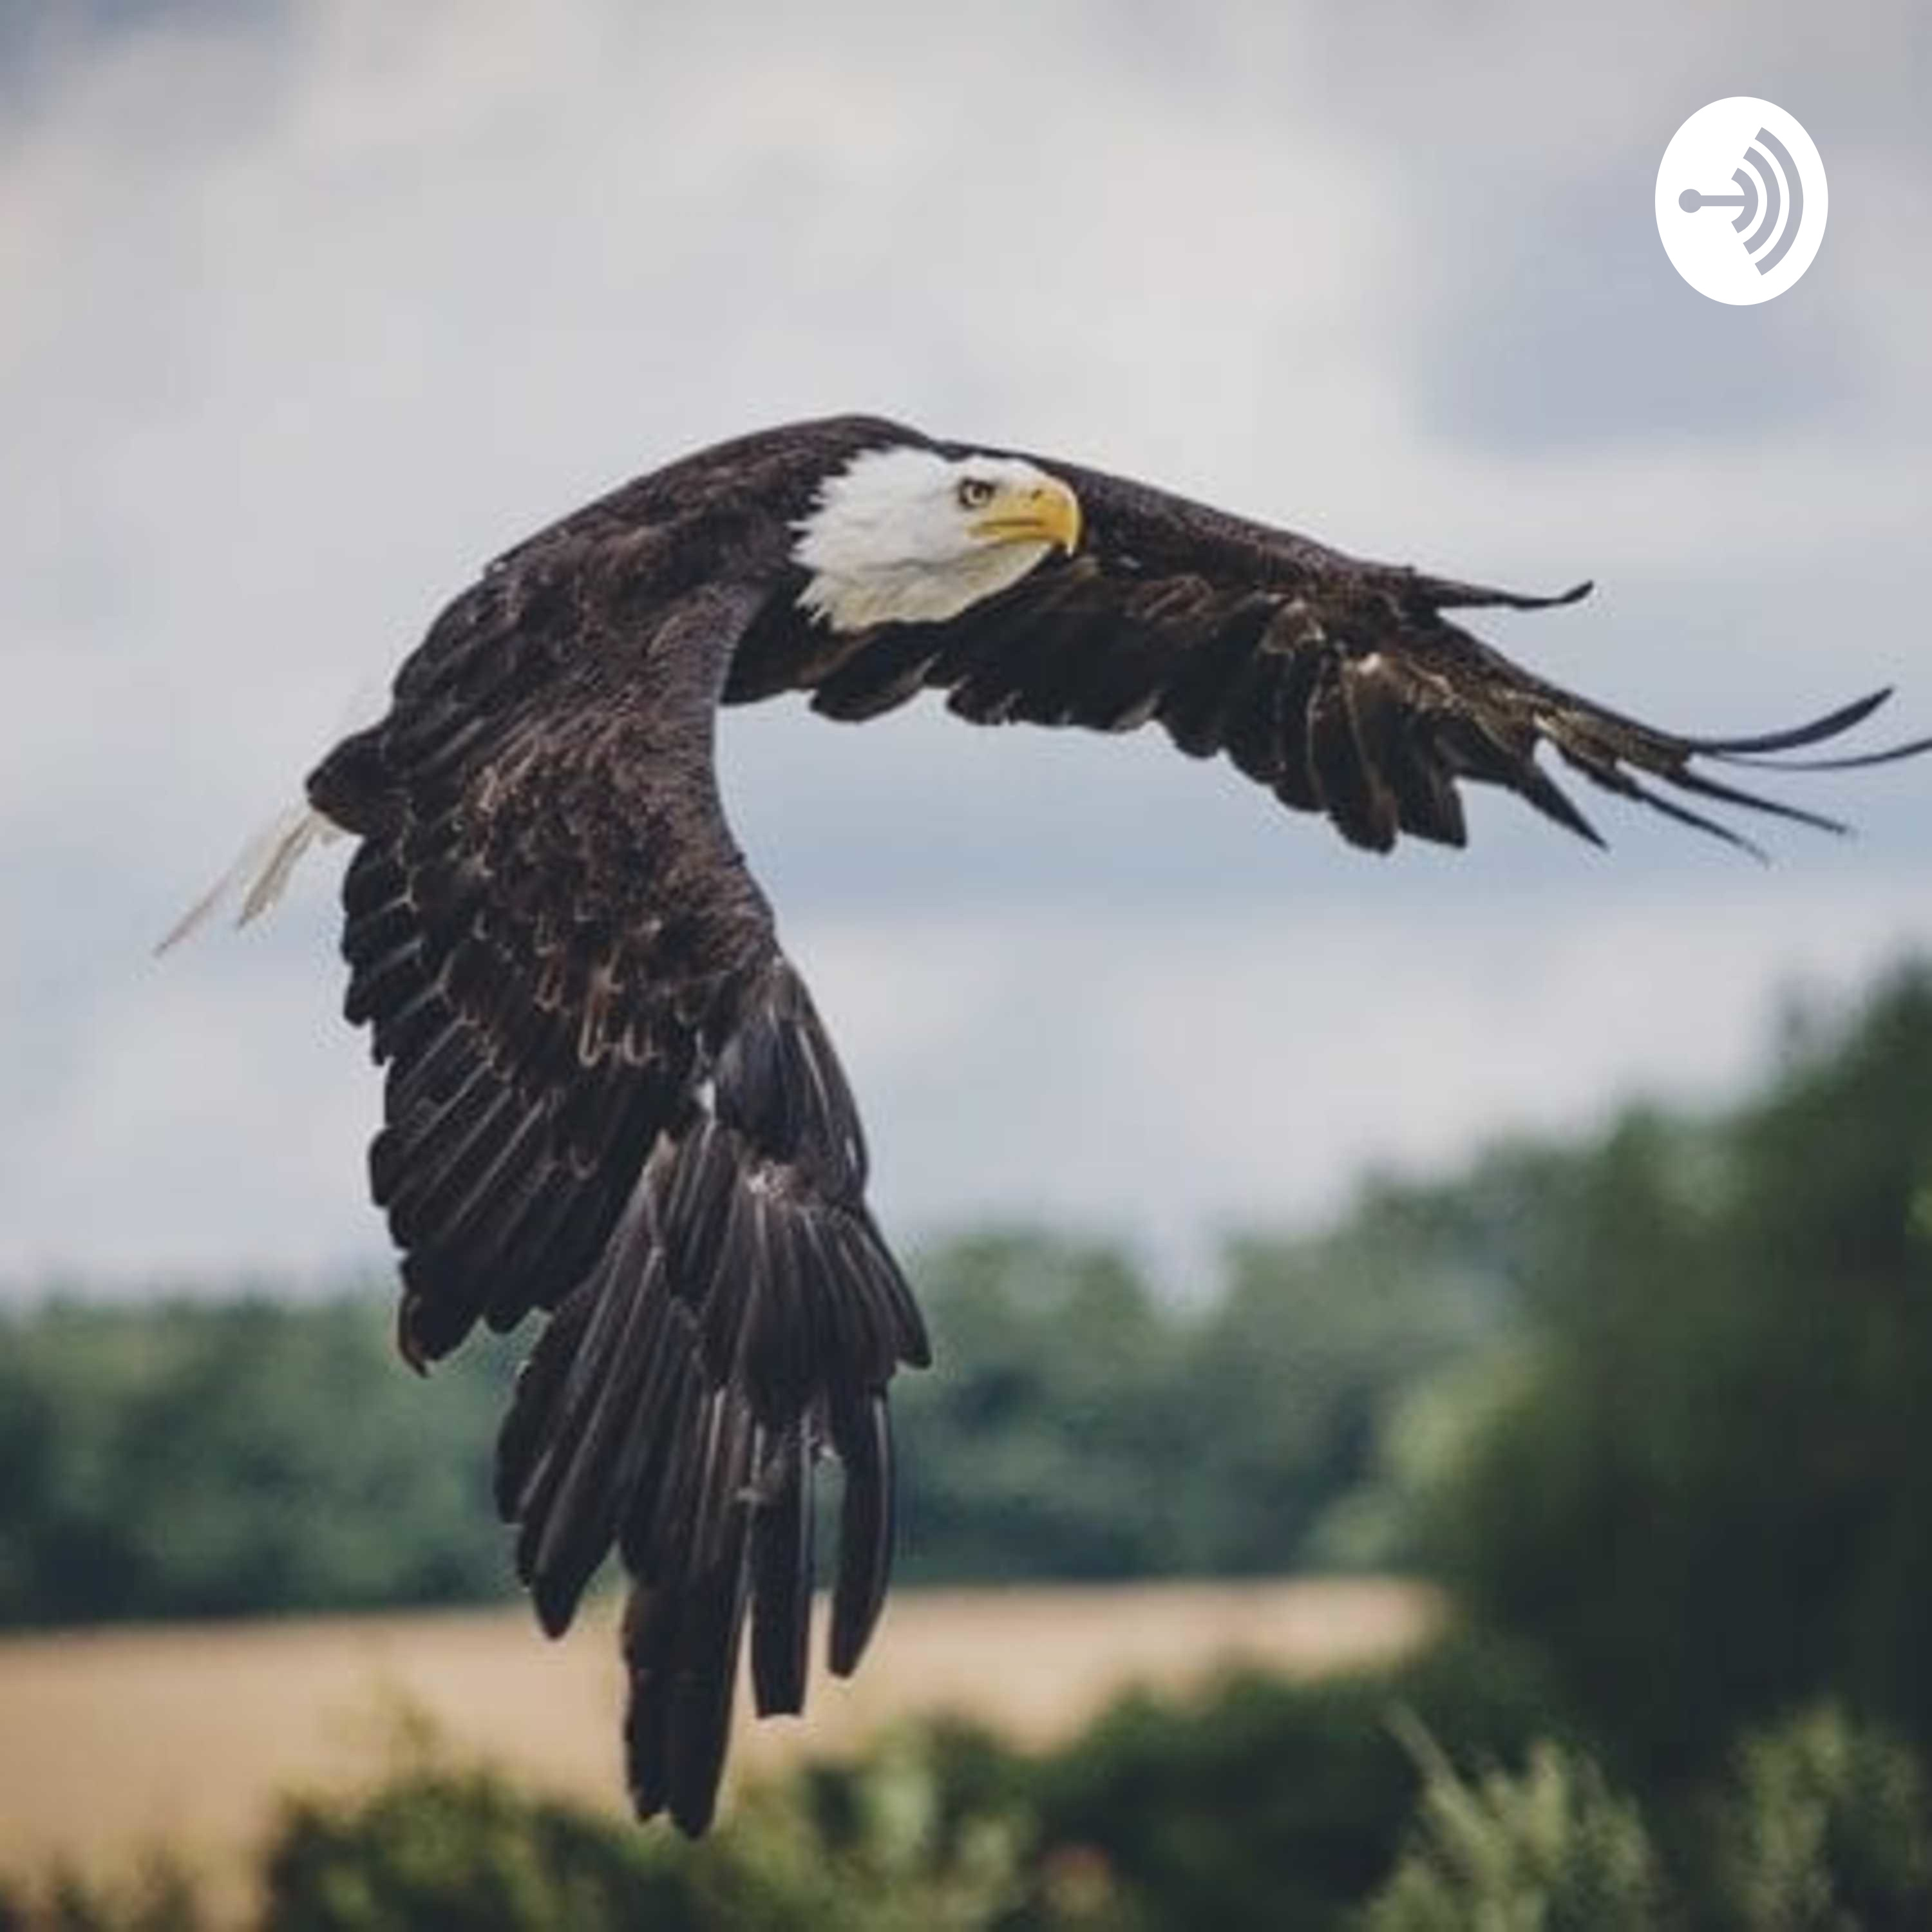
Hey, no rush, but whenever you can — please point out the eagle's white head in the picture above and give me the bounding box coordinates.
[791,446,1082,633]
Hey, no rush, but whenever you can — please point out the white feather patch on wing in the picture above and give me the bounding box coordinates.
[154,802,344,956]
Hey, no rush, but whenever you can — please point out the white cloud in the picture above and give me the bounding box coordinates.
[2,0,1927,1289]
[794,875,1932,1267]
[11,868,1922,1291]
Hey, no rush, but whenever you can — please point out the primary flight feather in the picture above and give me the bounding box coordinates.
[192,413,1926,1834]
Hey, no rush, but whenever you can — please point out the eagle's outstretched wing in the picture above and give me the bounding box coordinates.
[733,451,1924,858]
[308,547,926,1835]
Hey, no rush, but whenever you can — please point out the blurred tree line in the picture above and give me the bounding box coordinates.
[3,960,1930,1929]
[0,1155,1501,1626]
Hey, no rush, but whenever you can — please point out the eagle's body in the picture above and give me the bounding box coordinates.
[228,414,1917,1833]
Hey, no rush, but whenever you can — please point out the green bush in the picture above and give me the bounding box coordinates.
[0,1857,204,1932]
[6,1694,1931,1932]
[1359,1724,1662,1932]
[259,1765,690,1932]
[225,1637,1562,1932]
[1343,1704,1932,1932]
[256,1723,1030,1932]
[1023,1628,1571,1931]
[1701,1705,1932,1932]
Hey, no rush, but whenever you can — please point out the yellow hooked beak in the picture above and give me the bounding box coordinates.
[970,476,1082,554]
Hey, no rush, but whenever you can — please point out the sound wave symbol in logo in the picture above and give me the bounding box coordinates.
[1676,127,1804,277]
[1654,99,1827,305]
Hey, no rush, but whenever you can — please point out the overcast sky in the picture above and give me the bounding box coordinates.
[2,0,1927,1294]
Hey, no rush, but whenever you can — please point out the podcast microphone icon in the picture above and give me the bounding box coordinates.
[1676,126,1804,276]
[1656,99,1826,303]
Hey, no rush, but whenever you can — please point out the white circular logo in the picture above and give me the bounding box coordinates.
[1655,98,1827,304]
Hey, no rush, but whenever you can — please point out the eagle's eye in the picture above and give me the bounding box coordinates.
[956,477,996,511]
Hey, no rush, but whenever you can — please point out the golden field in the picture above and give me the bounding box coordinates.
[0,1577,1434,1908]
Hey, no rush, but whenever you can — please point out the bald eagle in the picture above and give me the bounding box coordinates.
[183,415,1924,1834]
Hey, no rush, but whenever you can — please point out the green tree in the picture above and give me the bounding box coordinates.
[0,1295,518,1625]
[1426,967,1932,1785]
[894,1234,1202,1580]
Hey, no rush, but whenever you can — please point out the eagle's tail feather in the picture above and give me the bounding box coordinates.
[154,802,341,956]
[492,958,923,1837]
